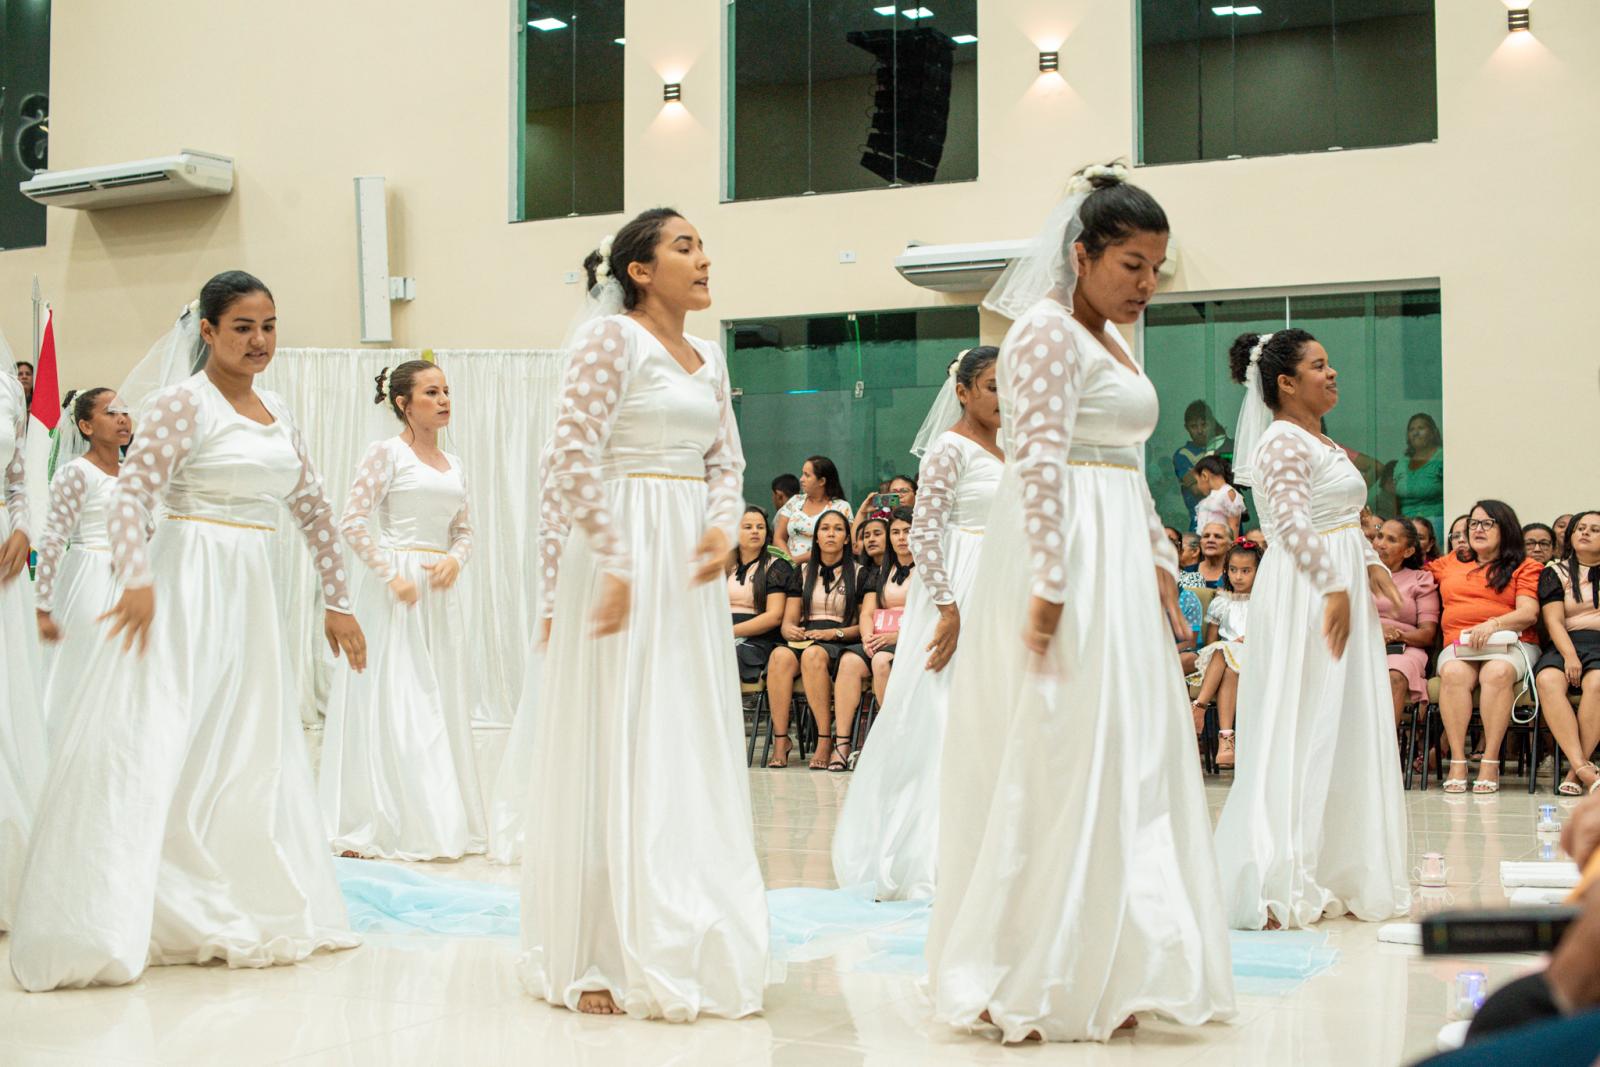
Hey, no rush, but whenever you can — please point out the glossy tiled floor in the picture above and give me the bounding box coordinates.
[0,728,1575,1066]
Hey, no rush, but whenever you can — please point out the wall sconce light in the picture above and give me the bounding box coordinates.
[1038,51,1060,73]
[663,82,682,102]
[1506,8,1531,31]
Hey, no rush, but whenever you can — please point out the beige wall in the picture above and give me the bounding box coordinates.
[1,1,1595,522]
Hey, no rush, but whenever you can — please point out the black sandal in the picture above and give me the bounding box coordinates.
[828,734,853,772]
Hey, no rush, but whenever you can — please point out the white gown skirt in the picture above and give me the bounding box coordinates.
[488,648,543,866]
[1213,527,1409,930]
[319,548,487,861]
[832,527,984,901]
[40,546,119,746]
[7,518,359,991]
[1195,638,1245,676]
[0,512,47,932]
[928,466,1235,1043]
[519,476,769,1021]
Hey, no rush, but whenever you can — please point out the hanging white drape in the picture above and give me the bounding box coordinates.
[257,347,564,724]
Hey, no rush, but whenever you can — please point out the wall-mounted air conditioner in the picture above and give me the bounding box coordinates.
[19,150,234,210]
[894,239,1029,293]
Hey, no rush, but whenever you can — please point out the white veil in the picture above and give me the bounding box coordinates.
[561,232,626,357]
[118,301,207,423]
[0,326,16,383]
[982,162,1129,321]
[909,354,966,458]
[1230,332,1276,489]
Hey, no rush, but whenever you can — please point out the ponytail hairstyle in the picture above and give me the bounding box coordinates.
[800,509,858,626]
[954,346,999,402]
[1228,328,1318,411]
[584,207,685,311]
[70,387,114,441]
[1222,539,1263,592]
[374,359,437,427]
[1192,454,1234,488]
[803,454,846,503]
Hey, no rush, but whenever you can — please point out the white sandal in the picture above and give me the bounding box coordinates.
[1442,759,1470,794]
[1473,758,1501,794]
[1559,762,1597,797]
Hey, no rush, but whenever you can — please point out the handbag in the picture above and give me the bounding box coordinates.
[872,608,903,635]
[1449,630,1521,660]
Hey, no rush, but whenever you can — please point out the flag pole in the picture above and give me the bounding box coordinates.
[31,276,41,359]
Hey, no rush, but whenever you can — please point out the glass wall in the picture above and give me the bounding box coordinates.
[1143,288,1443,533]
[516,1,624,221]
[1138,1,1437,165]
[725,306,979,509]
[726,1,978,201]
[0,0,50,251]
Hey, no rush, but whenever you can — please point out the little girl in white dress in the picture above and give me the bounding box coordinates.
[1192,454,1246,536]
[1191,540,1261,769]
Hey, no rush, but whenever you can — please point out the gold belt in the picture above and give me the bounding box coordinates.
[625,473,702,482]
[1318,521,1362,536]
[955,526,986,535]
[1067,459,1138,473]
[394,545,448,555]
[168,514,273,532]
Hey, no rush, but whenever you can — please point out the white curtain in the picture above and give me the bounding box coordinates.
[258,347,564,724]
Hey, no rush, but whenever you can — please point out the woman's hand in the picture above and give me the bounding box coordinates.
[423,555,461,590]
[691,527,730,586]
[325,610,368,672]
[1367,564,1401,612]
[925,604,959,672]
[1322,590,1351,660]
[1567,654,1585,689]
[1022,596,1063,656]
[781,621,806,642]
[0,530,28,583]
[389,576,419,605]
[99,586,156,655]
[1156,568,1189,644]
[1384,627,1404,645]
[1464,620,1499,650]
[540,615,553,648]
[592,573,631,637]
[36,610,61,644]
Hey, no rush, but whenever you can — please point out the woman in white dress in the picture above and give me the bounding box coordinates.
[520,209,768,1019]
[8,271,367,991]
[832,346,1003,900]
[0,357,45,933]
[1213,329,1409,930]
[928,166,1234,1043]
[33,389,135,743]
[319,360,485,861]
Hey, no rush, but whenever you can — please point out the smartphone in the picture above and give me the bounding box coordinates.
[880,493,901,509]
[1419,906,1578,956]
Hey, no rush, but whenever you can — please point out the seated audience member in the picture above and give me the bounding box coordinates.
[1536,509,1600,795]
[1372,519,1441,726]
[1446,513,1470,554]
[774,455,853,565]
[1524,522,1557,567]
[855,515,889,572]
[728,506,792,684]
[764,510,867,770]
[1410,515,1442,562]
[771,473,800,516]
[835,508,916,767]
[1554,513,1574,553]
[1426,500,1544,794]
[1361,507,1383,544]
[1190,540,1260,768]
[1177,586,1202,675]
[852,474,917,543]
[1244,527,1267,550]
[1191,455,1245,537]
[1179,522,1230,589]
[1179,532,1201,570]
[1163,525,1182,555]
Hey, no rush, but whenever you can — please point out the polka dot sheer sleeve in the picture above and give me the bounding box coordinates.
[3,382,28,539]
[1257,429,1347,596]
[908,435,964,606]
[700,344,747,544]
[340,441,398,582]
[536,440,570,621]
[446,461,473,567]
[548,317,634,581]
[33,462,89,614]
[281,411,355,614]
[1007,314,1086,604]
[109,385,199,591]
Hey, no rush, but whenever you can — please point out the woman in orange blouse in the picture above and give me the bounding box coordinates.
[1425,500,1544,794]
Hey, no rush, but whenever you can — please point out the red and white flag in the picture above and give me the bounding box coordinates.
[24,307,61,522]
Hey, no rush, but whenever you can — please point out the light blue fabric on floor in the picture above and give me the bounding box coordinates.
[337,862,1337,993]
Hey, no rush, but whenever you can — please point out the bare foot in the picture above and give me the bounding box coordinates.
[339,850,363,859]
[978,1010,1041,1043]
[1117,1015,1139,1033]
[577,990,621,1015]
[1264,913,1282,931]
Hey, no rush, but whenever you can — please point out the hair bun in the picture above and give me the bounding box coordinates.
[1227,333,1262,385]
[373,368,389,405]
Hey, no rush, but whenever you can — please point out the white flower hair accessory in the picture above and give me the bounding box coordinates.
[1064,162,1129,198]
[1249,332,1275,365]
[593,234,615,281]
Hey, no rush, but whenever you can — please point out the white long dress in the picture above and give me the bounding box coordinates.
[7,374,360,991]
[1213,421,1409,930]
[519,314,769,1020]
[0,373,46,932]
[33,457,124,746]
[319,437,486,860]
[487,444,564,866]
[831,431,1001,900]
[928,299,1235,1042]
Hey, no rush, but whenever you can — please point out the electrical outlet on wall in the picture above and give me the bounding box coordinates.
[563,270,581,284]
[838,251,857,264]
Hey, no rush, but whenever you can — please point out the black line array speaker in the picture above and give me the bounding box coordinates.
[847,27,956,185]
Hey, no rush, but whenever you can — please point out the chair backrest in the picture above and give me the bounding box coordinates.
[1193,587,1217,617]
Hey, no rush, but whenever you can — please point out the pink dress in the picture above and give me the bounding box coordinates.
[1374,568,1440,701]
